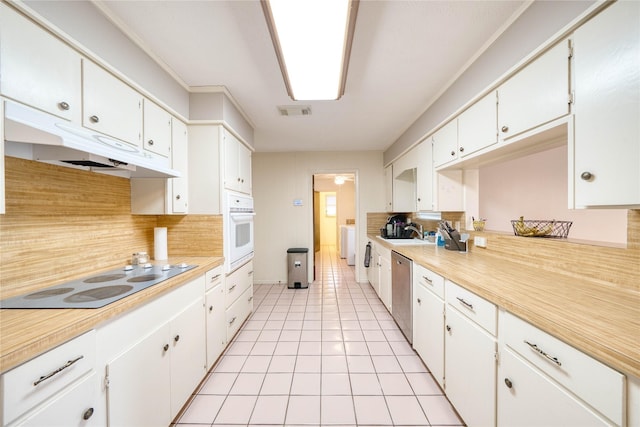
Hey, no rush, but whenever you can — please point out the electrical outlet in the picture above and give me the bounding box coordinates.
[475,236,487,248]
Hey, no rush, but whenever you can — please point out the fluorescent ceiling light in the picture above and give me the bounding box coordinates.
[262,0,359,101]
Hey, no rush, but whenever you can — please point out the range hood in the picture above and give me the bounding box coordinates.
[3,101,180,178]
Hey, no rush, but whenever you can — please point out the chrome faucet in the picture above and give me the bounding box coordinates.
[404,224,424,239]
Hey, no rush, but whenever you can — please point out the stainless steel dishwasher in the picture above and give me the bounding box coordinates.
[391,251,413,344]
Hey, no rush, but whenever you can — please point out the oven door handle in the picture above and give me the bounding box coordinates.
[230,212,256,221]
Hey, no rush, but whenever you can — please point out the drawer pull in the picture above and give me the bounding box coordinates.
[422,275,433,284]
[504,378,513,389]
[524,340,562,366]
[229,284,237,292]
[229,316,237,325]
[248,296,254,302]
[163,344,169,352]
[33,355,84,386]
[174,334,180,343]
[456,297,474,310]
[211,274,221,282]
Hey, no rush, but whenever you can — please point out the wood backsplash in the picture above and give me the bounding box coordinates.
[0,157,222,299]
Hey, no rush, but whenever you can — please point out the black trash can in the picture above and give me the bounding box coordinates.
[287,248,308,289]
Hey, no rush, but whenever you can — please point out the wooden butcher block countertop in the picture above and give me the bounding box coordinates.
[0,256,224,374]
[372,237,640,378]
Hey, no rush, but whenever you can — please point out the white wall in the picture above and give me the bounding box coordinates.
[253,151,385,285]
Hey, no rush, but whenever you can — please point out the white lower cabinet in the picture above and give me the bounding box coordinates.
[106,295,205,425]
[225,260,254,341]
[206,282,227,370]
[498,348,612,426]
[378,246,392,312]
[412,264,445,388]
[445,305,497,427]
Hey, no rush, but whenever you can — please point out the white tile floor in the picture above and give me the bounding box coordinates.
[176,246,464,426]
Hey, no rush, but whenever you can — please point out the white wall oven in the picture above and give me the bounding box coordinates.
[224,191,255,273]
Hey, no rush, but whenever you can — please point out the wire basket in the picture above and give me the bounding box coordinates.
[511,219,573,238]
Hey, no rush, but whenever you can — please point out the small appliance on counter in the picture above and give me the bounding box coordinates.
[380,214,422,239]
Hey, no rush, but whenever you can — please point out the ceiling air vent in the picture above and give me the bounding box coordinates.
[278,105,312,116]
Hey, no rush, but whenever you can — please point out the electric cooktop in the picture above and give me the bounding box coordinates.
[0,263,197,309]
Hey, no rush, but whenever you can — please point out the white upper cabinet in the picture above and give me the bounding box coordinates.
[432,119,458,168]
[171,118,189,213]
[224,129,252,194]
[384,165,393,212]
[498,39,571,140]
[143,98,171,158]
[188,125,222,214]
[414,141,433,211]
[0,3,81,123]
[458,91,497,158]
[82,60,143,148]
[572,1,640,208]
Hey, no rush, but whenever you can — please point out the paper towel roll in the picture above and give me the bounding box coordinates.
[154,227,168,261]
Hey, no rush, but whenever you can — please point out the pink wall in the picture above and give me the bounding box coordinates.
[479,146,627,244]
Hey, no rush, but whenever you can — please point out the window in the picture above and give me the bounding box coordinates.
[325,194,336,217]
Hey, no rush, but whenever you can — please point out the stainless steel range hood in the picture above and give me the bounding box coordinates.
[3,101,180,178]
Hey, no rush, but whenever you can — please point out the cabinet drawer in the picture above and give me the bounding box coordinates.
[445,280,496,336]
[413,263,444,299]
[502,311,625,425]
[1,330,96,426]
[226,287,253,341]
[205,265,224,291]
[225,261,253,308]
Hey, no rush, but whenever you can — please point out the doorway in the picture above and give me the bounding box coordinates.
[312,173,356,281]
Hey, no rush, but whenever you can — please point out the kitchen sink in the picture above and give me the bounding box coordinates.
[375,236,436,246]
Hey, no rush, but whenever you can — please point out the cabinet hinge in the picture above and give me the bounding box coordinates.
[568,39,574,59]
[104,373,110,389]
[568,92,575,105]
[494,351,500,365]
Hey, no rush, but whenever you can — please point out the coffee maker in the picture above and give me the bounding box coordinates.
[381,214,412,238]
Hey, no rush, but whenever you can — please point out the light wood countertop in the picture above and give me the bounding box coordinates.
[0,256,224,374]
[370,236,640,378]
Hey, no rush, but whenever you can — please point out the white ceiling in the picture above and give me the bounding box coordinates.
[95,0,527,153]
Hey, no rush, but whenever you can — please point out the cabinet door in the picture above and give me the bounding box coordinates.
[413,285,445,388]
[458,91,497,157]
[0,4,81,123]
[432,120,458,168]
[238,142,252,194]
[445,306,496,427]
[206,283,227,370]
[171,118,189,213]
[572,1,640,207]
[187,125,221,214]
[170,297,206,418]
[384,165,393,212]
[415,141,433,211]
[143,99,171,157]
[106,326,171,427]
[224,130,240,192]
[379,251,392,312]
[498,348,610,427]
[82,60,143,147]
[498,40,570,139]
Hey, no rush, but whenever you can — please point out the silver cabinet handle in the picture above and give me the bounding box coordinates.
[148,139,154,146]
[58,101,70,111]
[229,316,237,325]
[450,150,455,156]
[211,274,221,282]
[248,296,253,302]
[33,355,84,386]
[423,275,433,284]
[501,125,509,133]
[229,284,237,292]
[504,378,513,389]
[89,115,99,123]
[248,270,254,276]
[174,334,180,343]
[456,297,474,310]
[524,340,562,366]
[580,171,593,181]
[459,146,465,152]
[163,344,169,352]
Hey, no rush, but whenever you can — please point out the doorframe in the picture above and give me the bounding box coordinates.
[309,169,360,283]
